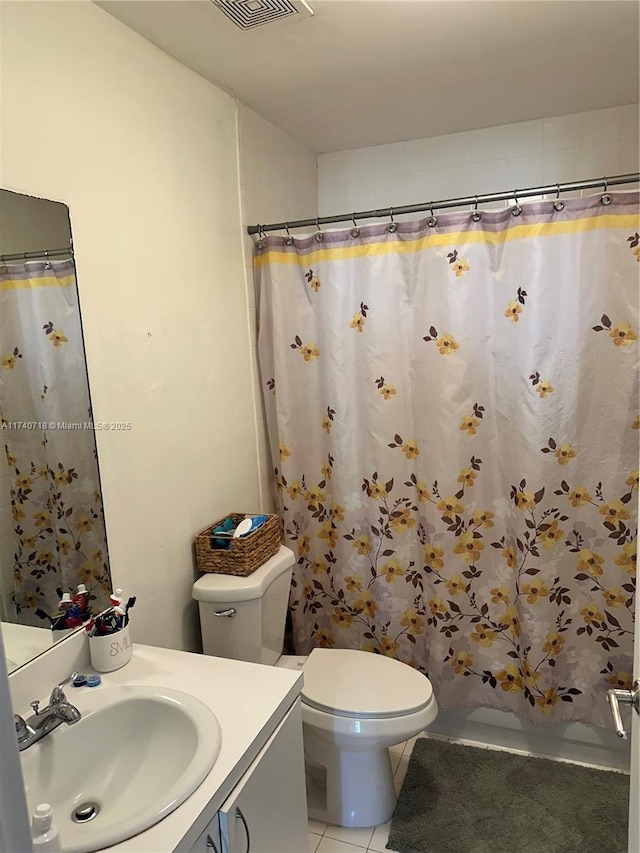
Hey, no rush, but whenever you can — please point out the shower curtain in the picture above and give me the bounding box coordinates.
[0,260,111,624]
[256,192,640,728]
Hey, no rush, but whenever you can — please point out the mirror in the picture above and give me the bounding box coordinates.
[0,189,112,672]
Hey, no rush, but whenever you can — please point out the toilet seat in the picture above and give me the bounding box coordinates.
[301,648,433,719]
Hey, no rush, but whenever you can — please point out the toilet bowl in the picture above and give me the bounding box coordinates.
[193,546,439,828]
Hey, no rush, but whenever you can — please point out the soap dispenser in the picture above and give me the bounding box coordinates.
[31,803,61,853]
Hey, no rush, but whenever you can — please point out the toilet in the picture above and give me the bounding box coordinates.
[193,546,438,828]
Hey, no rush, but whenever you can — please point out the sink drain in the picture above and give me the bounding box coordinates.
[72,802,100,823]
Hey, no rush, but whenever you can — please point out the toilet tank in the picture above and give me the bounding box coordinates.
[193,545,295,665]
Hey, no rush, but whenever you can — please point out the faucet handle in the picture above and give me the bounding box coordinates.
[30,700,40,715]
[49,672,78,705]
[14,714,33,744]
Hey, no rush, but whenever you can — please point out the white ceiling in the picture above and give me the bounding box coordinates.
[96,0,639,153]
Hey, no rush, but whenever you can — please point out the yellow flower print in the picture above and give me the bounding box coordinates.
[503,606,520,637]
[330,504,345,522]
[457,468,477,487]
[522,660,541,689]
[445,575,466,596]
[633,416,640,430]
[305,486,326,504]
[450,650,473,674]
[416,482,430,502]
[297,535,310,557]
[472,509,494,528]
[633,246,640,263]
[610,323,637,347]
[496,664,524,693]
[599,500,631,522]
[580,603,604,624]
[626,470,639,490]
[303,581,314,600]
[490,587,510,605]
[542,631,565,656]
[34,511,51,529]
[437,496,464,515]
[274,473,284,494]
[378,636,400,656]
[302,343,320,362]
[305,270,321,291]
[12,505,25,522]
[6,451,17,467]
[367,482,388,500]
[315,630,335,648]
[37,550,54,565]
[1,354,16,370]
[353,535,372,555]
[436,333,459,356]
[331,608,353,628]
[555,443,576,465]
[451,258,470,277]
[535,688,558,715]
[21,535,36,549]
[310,558,328,575]
[354,592,378,618]
[459,415,480,435]
[380,384,397,400]
[92,549,104,564]
[344,575,362,592]
[318,522,338,548]
[535,380,554,398]
[470,625,497,647]
[428,597,449,617]
[401,440,420,459]
[381,560,406,583]
[453,531,484,564]
[424,544,444,569]
[320,461,332,480]
[279,443,291,460]
[94,490,102,504]
[400,609,425,636]
[22,589,41,608]
[349,313,365,333]
[389,508,416,533]
[539,520,563,550]
[568,486,592,507]
[515,491,535,511]
[49,330,68,347]
[608,671,633,690]
[504,301,522,323]
[603,588,627,608]
[286,481,302,500]
[521,580,550,604]
[14,568,23,585]
[614,541,637,574]
[321,416,331,433]
[53,470,69,486]
[78,561,98,583]
[75,514,94,533]
[576,549,604,576]
[15,474,33,490]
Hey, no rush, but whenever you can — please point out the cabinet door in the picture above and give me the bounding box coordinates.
[219,700,307,853]
[189,813,222,853]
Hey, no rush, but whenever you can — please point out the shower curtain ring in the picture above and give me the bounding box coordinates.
[44,251,51,269]
[471,196,482,222]
[350,214,360,238]
[284,223,293,246]
[255,225,265,250]
[314,218,324,242]
[387,207,397,233]
[427,203,438,228]
[511,190,522,217]
[601,177,612,206]
[553,184,565,211]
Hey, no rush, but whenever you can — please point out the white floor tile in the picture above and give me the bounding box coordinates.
[368,820,391,852]
[324,824,374,848]
[389,740,406,756]
[308,819,327,835]
[316,835,367,853]
[393,754,410,793]
[389,749,402,775]
[309,832,323,852]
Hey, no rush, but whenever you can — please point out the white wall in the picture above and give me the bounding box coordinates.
[318,105,639,217]
[0,0,260,652]
[236,105,317,513]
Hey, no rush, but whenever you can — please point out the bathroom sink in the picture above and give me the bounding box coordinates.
[20,684,222,853]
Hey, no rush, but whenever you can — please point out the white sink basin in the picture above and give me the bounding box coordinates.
[21,684,222,852]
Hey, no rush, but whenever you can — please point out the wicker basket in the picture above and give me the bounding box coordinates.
[195,513,282,576]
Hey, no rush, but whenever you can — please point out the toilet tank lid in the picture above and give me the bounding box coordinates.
[192,545,295,603]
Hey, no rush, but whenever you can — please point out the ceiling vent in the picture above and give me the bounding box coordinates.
[211,0,313,30]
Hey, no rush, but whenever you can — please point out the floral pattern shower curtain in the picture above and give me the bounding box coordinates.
[0,260,111,624]
[256,193,639,727]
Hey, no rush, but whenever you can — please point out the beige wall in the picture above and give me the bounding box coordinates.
[0,0,260,651]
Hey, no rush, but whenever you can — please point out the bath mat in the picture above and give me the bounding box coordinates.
[388,737,629,853]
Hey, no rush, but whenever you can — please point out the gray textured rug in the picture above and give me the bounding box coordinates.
[388,738,629,853]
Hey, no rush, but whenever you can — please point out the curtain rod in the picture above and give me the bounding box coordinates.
[0,245,73,264]
[247,173,640,235]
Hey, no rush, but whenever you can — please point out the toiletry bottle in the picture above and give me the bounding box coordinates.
[72,583,90,618]
[109,587,125,607]
[31,803,62,853]
[58,592,73,612]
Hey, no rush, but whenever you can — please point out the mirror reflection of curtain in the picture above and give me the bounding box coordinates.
[0,260,110,624]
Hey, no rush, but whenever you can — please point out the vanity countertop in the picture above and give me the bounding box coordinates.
[15,643,303,852]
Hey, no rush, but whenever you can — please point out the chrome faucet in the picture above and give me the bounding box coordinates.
[14,673,82,751]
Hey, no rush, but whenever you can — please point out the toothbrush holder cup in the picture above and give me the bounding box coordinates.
[89,624,132,672]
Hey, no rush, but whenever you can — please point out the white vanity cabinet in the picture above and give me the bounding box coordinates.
[189,699,308,853]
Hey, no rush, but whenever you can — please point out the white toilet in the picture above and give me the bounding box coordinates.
[193,546,438,828]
